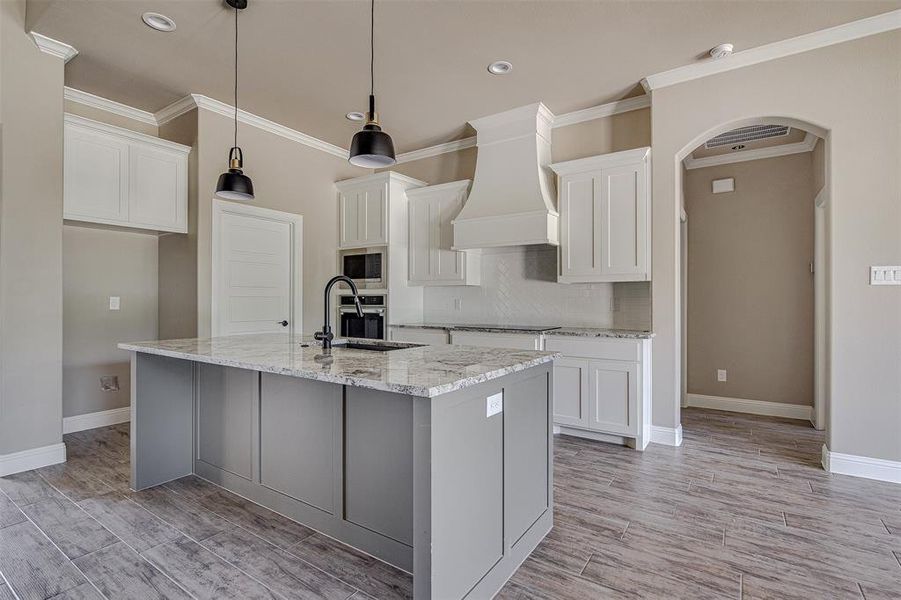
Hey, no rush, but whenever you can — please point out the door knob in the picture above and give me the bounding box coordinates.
[278,320,289,327]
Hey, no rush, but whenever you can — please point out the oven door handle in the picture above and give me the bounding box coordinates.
[339,307,386,315]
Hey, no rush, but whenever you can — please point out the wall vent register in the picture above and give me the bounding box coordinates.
[705,124,790,148]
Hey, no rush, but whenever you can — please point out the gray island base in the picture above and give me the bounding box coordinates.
[119,334,557,599]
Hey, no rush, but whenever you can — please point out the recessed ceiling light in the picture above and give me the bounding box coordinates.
[142,12,177,32]
[345,111,365,122]
[709,43,734,60]
[487,60,513,75]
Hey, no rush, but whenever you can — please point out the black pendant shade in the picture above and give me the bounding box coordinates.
[216,147,254,200]
[349,96,396,168]
[216,0,254,200]
[348,0,396,168]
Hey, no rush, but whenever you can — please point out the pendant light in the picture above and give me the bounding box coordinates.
[348,0,396,168]
[216,0,254,200]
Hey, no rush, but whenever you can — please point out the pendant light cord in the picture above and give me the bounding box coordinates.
[233,4,239,150]
[369,0,374,97]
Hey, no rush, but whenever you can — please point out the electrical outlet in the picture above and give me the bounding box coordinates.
[454,298,462,311]
[109,296,120,311]
[99,375,120,392]
[717,369,727,382]
[486,392,503,417]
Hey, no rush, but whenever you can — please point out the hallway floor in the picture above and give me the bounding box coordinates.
[0,409,899,599]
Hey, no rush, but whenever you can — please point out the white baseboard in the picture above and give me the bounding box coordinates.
[822,444,901,484]
[0,442,67,477]
[685,393,812,421]
[650,424,683,447]
[63,406,131,434]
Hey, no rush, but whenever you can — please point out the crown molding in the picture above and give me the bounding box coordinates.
[153,95,198,126]
[683,132,817,170]
[189,94,348,159]
[64,87,157,126]
[551,94,650,129]
[642,9,901,91]
[30,31,78,62]
[395,137,477,164]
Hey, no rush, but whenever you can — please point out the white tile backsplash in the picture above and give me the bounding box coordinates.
[422,246,651,329]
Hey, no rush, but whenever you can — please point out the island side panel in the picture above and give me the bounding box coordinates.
[130,352,194,490]
[424,363,554,600]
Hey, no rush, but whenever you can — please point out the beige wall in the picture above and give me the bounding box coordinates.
[684,153,815,406]
[0,0,65,455]
[651,31,901,462]
[64,99,158,137]
[195,110,367,337]
[62,226,158,418]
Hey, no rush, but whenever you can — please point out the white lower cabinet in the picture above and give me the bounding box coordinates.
[546,336,651,450]
[388,327,449,345]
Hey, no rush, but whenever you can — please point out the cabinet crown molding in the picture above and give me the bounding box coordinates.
[335,171,427,191]
[551,147,650,176]
[30,31,78,62]
[406,180,471,198]
[64,113,191,155]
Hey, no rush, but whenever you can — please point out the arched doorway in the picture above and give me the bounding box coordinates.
[672,117,831,452]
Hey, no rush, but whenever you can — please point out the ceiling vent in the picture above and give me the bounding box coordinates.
[705,125,790,149]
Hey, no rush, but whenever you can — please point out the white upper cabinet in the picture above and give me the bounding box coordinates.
[64,114,190,233]
[551,147,651,283]
[407,180,480,286]
[336,172,425,249]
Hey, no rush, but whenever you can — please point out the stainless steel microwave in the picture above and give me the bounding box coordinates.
[340,248,385,286]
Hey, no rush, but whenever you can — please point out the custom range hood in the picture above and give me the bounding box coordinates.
[452,103,558,249]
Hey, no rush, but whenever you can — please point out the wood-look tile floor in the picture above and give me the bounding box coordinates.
[1,408,899,599]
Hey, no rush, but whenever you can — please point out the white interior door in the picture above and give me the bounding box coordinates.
[213,200,302,336]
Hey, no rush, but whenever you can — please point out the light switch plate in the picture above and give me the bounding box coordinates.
[109,296,120,311]
[870,266,901,285]
[712,178,735,194]
[487,392,503,417]
[717,369,727,382]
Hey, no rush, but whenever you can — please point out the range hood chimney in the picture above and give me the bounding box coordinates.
[452,103,558,249]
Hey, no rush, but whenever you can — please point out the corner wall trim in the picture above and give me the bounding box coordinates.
[0,443,67,477]
[63,406,131,434]
[641,9,901,91]
[64,87,157,126]
[684,132,818,170]
[685,393,813,421]
[822,444,901,484]
[650,425,683,447]
[30,31,78,63]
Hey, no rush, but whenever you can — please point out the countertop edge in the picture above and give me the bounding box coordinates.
[118,343,560,397]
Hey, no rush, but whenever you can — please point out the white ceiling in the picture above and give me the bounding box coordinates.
[27,0,901,153]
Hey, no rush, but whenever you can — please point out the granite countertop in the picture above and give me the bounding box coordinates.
[392,323,654,339]
[119,334,558,398]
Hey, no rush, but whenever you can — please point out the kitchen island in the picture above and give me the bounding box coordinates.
[119,334,557,600]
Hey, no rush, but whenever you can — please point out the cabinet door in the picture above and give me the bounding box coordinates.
[339,184,387,247]
[407,195,432,283]
[128,144,187,232]
[196,364,255,480]
[450,331,541,350]
[64,124,129,223]
[431,194,466,282]
[363,184,388,244]
[588,359,638,436]
[339,189,364,247]
[553,356,589,427]
[598,162,648,279]
[559,172,601,280]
